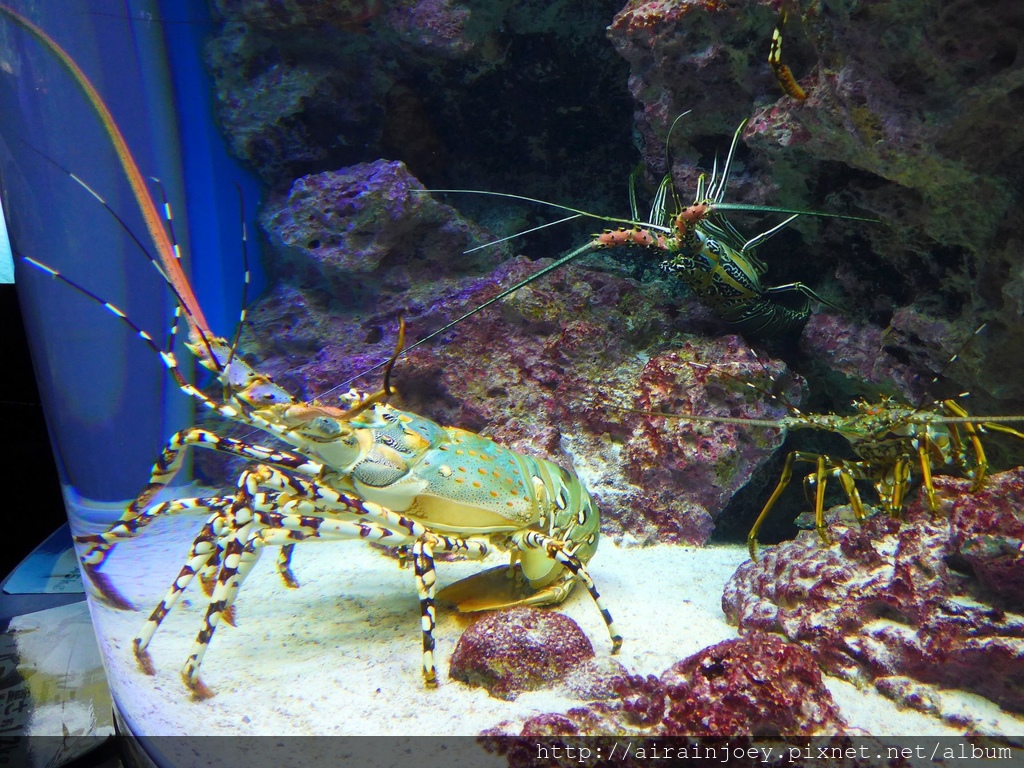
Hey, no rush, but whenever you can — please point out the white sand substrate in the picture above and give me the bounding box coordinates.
[73,498,1024,741]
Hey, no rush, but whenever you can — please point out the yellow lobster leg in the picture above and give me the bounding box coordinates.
[748,450,822,561]
[917,435,939,512]
[811,454,832,547]
[837,468,868,522]
[890,457,911,512]
[944,399,989,491]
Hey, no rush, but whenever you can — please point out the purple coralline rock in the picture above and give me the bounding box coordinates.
[385,0,474,57]
[449,607,594,700]
[388,261,798,544]
[258,159,502,304]
[624,339,802,533]
[949,469,1024,606]
[660,634,848,737]
[723,469,1024,713]
[481,636,865,763]
[204,0,633,203]
[800,314,915,400]
[204,18,388,186]
[799,313,940,405]
[607,0,773,176]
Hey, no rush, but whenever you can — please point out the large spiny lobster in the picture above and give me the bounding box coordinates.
[1,5,619,700]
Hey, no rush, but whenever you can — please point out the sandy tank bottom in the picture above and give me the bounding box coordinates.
[69,492,1024,741]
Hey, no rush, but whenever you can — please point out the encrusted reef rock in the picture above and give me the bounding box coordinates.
[623,340,801,538]
[659,633,848,736]
[723,468,1024,714]
[205,0,633,207]
[481,635,864,766]
[449,607,594,700]
[949,468,1024,606]
[258,160,502,305]
[515,634,848,736]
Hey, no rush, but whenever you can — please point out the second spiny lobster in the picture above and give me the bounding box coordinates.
[402,114,877,354]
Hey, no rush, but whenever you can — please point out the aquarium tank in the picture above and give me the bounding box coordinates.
[2,0,1023,760]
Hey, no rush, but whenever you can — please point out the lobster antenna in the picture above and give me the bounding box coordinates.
[691,354,806,419]
[353,110,874,392]
[710,202,879,224]
[591,398,792,429]
[226,183,250,373]
[628,165,642,221]
[650,174,675,228]
[148,175,217,360]
[381,316,406,398]
[412,188,668,234]
[0,5,211,339]
[24,144,171,285]
[907,322,989,413]
[740,214,800,252]
[462,214,582,254]
[659,111,692,196]
[320,317,408,420]
[934,415,1024,428]
[704,119,747,204]
[662,110,692,216]
[580,349,805,430]
[324,238,604,395]
[26,141,227,375]
[21,252,305,449]
[21,255,205,404]
[148,176,193,359]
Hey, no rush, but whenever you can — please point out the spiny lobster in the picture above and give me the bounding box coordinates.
[396,113,876,356]
[619,331,1024,560]
[1,5,619,700]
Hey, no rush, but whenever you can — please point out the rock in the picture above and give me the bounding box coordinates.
[950,468,1024,607]
[204,0,633,203]
[723,470,1024,713]
[449,607,594,700]
[258,160,501,304]
[481,635,862,764]
[660,633,847,737]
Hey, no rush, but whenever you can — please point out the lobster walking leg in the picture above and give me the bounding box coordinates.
[509,529,623,653]
[181,507,492,697]
[76,430,326,607]
[133,505,232,676]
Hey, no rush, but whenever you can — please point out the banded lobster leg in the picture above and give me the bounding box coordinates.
[75,429,326,609]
